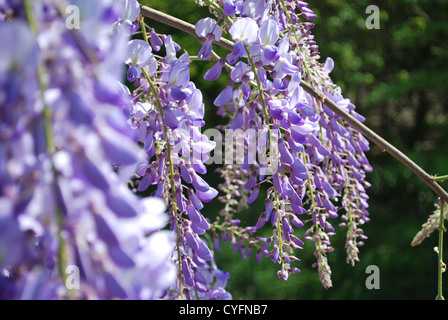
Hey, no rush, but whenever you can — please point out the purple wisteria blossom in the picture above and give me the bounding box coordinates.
[125,19,232,299]
[195,0,371,287]
[125,39,156,82]
[0,0,176,300]
[195,17,222,60]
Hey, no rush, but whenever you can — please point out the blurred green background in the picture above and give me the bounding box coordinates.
[140,0,448,299]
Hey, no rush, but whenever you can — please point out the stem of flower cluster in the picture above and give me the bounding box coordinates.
[139,15,186,296]
[344,187,356,266]
[243,43,277,181]
[300,80,448,205]
[273,192,285,264]
[434,175,448,182]
[141,66,184,299]
[139,3,448,206]
[243,45,287,264]
[202,0,234,25]
[243,44,270,126]
[437,201,445,300]
[24,0,73,297]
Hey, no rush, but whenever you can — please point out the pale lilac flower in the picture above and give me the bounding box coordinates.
[195,17,222,60]
[229,17,259,44]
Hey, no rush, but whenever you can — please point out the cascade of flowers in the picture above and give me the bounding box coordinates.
[0,0,176,299]
[0,0,372,299]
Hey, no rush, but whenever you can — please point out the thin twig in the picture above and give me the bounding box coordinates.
[139,5,448,204]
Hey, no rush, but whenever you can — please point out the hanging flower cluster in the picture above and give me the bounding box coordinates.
[0,0,175,299]
[192,0,371,287]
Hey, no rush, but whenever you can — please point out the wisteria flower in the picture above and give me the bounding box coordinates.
[229,17,259,44]
[125,39,156,82]
[195,17,222,60]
